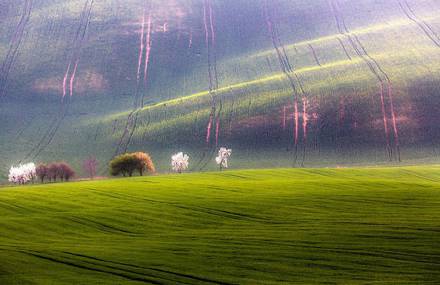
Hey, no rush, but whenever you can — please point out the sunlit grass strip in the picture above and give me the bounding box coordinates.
[97,43,440,127]
[250,14,440,59]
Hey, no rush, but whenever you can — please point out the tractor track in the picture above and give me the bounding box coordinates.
[0,0,33,97]
[21,0,94,162]
[263,0,310,166]
[397,0,440,48]
[328,0,401,161]
[193,0,221,171]
[114,1,153,156]
[308,43,321,66]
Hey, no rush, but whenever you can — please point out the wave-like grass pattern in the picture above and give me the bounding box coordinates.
[0,167,440,284]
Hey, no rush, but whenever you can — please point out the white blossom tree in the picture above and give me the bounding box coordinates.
[171,152,189,173]
[8,163,36,185]
[215,147,232,170]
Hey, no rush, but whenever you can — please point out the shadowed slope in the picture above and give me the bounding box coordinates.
[2,0,440,178]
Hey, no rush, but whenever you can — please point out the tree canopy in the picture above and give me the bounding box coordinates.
[110,152,155,177]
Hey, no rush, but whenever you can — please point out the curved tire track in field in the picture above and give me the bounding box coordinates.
[86,188,270,224]
[337,37,353,60]
[22,250,232,285]
[193,0,221,171]
[397,0,440,48]
[14,113,34,140]
[199,100,223,171]
[328,0,401,161]
[115,2,153,156]
[308,43,322,66]
[21,0,94,162]
[65,216,138,235]
[0,0,33,97]
[20,250,163,284]
[62,252,232,285]
[21,100,69,162]
[0,200,35,214]
[263,0,310,166]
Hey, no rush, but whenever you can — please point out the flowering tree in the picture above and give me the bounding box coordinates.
[171,152,189,173]
[8,163,36,184]
[215,147,232,170]
[58,162,76,181]
[36,164,48,183]
[47,163,60,182]
[41,162,76,182]
[83,156,98,179]
[133,152,155,176]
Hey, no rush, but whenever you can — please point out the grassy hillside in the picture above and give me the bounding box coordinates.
[2,0,440,178]
[0,167,440,284]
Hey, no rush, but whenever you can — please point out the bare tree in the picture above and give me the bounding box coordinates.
[83,156,98,179]
[36,164,48,183]
[46,162,75,182]
[58,162,75,181]
[47,163,60,182]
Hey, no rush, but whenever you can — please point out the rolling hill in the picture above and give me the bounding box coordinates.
[1,0,440,178]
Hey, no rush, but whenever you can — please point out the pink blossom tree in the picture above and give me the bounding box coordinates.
[83,156,98,179]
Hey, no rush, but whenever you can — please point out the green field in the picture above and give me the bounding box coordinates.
[2,0,440,177]
[1,167,439,284]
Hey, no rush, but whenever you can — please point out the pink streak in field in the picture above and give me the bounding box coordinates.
[62,62,72,98]
[215,116,220,146]
[69,59,79,97]
[282,105,287,130]
[294,100,299,146]
[136,10,146,82]
[302,98,308,140]
[379,82,391,152]
[188,30,193,48]
[143,12,153,83]
[163,22,168,33]
[206,114,213,144]
[388,82,401,158]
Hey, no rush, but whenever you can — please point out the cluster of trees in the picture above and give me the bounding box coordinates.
[9,162,76,184]
[109,147,232,177]
[8,148,233,185]
[8,163,37,184]
[35,162,75,183]
[170,147,232,173]
[110,152,155,177]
